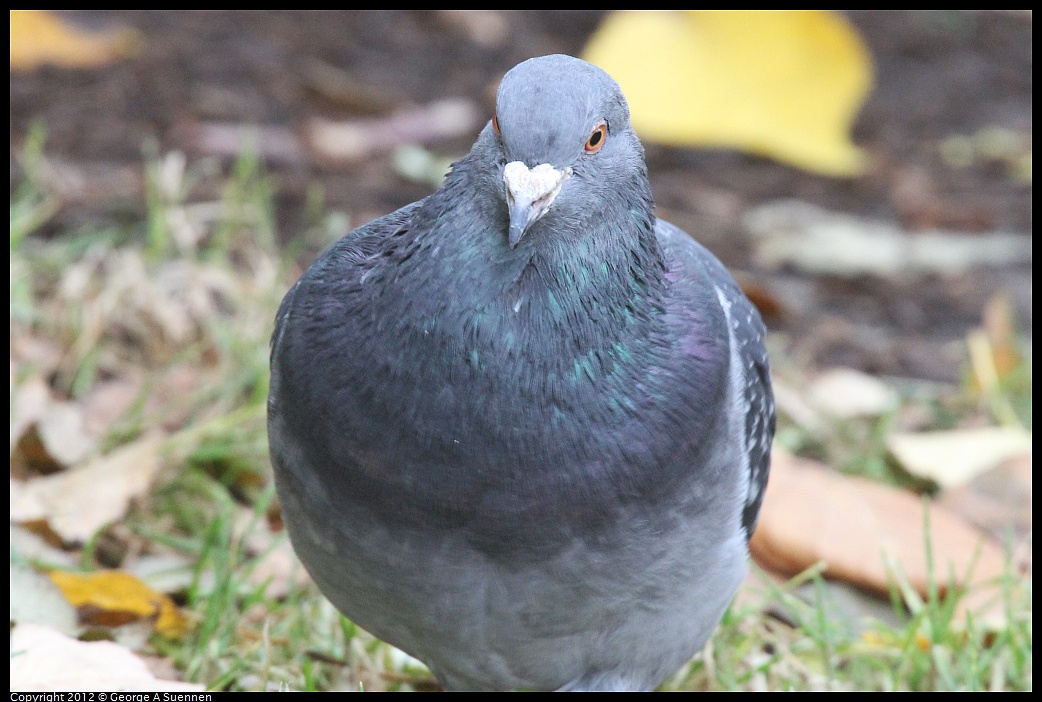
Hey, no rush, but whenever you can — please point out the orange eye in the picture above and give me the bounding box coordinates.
[585,122,607,153]
[492,113,501,136]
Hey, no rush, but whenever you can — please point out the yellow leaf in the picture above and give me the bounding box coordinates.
[980,291,1024,382]
[10,10,141,71]
[48,570,189,638]
[583,10,873,176]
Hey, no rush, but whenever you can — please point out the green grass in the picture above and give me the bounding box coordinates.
[9,139,1032,691]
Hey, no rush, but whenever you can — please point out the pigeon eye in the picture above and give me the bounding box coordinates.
[492,113,501,137]
[585,122,607,153]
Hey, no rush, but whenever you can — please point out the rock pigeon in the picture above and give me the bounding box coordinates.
[268,54,774,692]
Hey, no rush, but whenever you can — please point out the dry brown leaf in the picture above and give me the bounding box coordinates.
[308,98,481,163]
[10,336,65,378]
[55,246,248,367]
[966,292,1027,428]
[10,434,165,544]
[939,453,1032,571]
[750,448,1010,615]
[808,367,898,419]
[9,524,78,569]
[10,375,52,455]
[35,401,97,467]
[733,273,784,322]
[10,623,203,692]
[49,569,189,638]
[887,427,1032,489]
[770,375,827,436]
[300,58,404,114]
[189,122,306,165]
[745,199,1031,277]
[12,429,63,479]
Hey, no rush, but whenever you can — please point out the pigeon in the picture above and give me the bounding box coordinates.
[268,54,774,692]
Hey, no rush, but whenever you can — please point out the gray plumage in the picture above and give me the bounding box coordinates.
[268,54,774,691]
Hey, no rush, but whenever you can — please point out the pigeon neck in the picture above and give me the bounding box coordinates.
[430,190,666,372]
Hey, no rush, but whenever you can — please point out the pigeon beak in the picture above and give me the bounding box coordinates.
[503,161,572,248]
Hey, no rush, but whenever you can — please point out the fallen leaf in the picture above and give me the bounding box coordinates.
[10,524,77,569]
[300,57,404,114]
[10,623,203,692]
[981,291,1024,379]
[12,426,65,477]
[771,375,826,434]
[9,562,80,636]
[10,434,165,544]
[750,448,1010,619]
[49,569,189,638]
[732,272,784,322]
[10,374,52,456]
[966,293,1027,429]
[887,427,1032,489]
[307,98,480,163]
[584,10,872,176]
[189,122,306,165]
[54,246,249,368]
[10,10,141,71]
[10,335,65,378]
[35,401,97,467]
[939,453,1032,571]
[808,367,898,419]
[745,199,1032,277]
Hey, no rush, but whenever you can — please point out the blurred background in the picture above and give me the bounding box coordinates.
[10,11,1032,692]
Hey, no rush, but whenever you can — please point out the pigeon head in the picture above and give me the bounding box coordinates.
[485,55,647,248]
